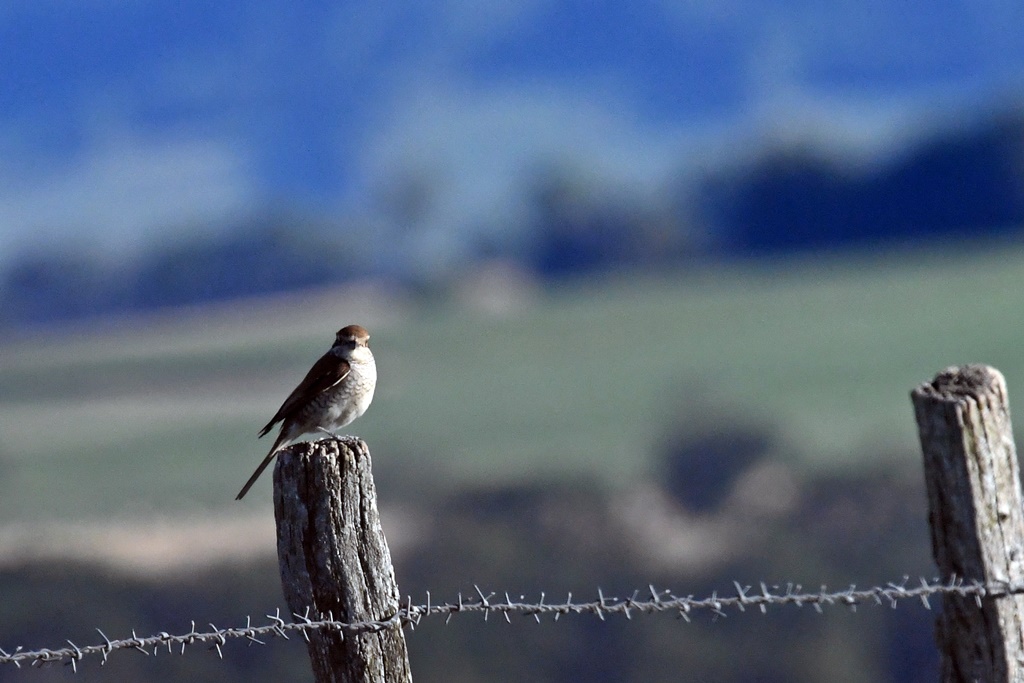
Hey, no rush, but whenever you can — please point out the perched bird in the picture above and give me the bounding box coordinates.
[235,324,377,500]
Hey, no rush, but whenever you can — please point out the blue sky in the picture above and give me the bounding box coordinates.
[2,0,1023,265]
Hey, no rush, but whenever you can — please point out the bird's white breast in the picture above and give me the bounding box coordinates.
[322,347,376,430]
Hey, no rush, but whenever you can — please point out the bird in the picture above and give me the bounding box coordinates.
[235,324,377,500]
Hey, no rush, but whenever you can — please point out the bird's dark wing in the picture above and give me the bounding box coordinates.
[258,352,351,437]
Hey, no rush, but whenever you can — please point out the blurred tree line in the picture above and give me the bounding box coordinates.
[4,107,1024,328]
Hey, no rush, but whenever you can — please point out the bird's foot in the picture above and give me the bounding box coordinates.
[316,428,359,447]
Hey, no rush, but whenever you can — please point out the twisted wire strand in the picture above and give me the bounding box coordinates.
[3,576,1021,671]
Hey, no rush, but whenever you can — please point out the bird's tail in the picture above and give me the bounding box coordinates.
[235,433,290,500]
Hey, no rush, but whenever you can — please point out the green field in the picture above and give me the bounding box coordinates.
[2,243,1023,522]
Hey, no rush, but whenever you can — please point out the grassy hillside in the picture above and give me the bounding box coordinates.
[2,243,1023,522]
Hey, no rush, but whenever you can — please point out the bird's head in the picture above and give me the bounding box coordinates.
[335,324,370,349]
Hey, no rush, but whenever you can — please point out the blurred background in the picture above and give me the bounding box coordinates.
[3,1,1024,681]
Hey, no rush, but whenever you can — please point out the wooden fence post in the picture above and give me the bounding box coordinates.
[273,438,412,683]
[911,364,1024,682]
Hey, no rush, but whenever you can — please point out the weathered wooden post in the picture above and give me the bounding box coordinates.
[273,438,412,683]
[911,364,1024,682]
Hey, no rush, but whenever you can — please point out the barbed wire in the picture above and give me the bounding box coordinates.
[3,575,1023,672]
